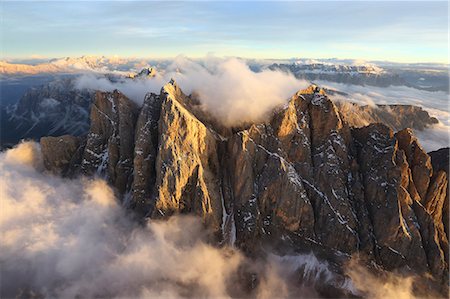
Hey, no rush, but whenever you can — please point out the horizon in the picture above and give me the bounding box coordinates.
[3,54,450,67]
[1,1,448,64]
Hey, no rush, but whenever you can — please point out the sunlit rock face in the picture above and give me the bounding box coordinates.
[39,82,449,295]
[152,81,224,236]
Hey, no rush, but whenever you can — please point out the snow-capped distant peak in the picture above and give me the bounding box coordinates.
[0,55,136,75]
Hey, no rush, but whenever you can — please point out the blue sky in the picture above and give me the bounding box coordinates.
[1,1,448,63]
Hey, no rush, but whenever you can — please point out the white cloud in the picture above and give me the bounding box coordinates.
[0,142,243,298]
[0,142,425,298]
[74,56,310,127]
[318,81,450,151]
[344,258,438,299]
[73,57,448,150]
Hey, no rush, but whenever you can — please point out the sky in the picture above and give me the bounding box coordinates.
[0,1,448,63]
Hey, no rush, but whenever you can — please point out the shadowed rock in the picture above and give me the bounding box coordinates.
[40,135,84,176]
[429,147,449,239]
[81,90,139,194]
[130,93,162,215]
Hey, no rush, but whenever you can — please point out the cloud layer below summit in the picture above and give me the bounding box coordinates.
[0,142,424,298]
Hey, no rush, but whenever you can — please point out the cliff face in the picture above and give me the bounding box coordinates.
[80,90,139,194]
[40,82,449,295]
[130,92,161,214]
[152,81,224,235]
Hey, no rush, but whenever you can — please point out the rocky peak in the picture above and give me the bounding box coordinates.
[297,84,326,95]
[81,89,139,194]
[128,67,157,79]
[273,87,360,254]
[39,82,449,296]
[152,80,223,235]
[130,92,162,214]
[396,128,433,201]
[353,124,430,270]
[270,92,312,177]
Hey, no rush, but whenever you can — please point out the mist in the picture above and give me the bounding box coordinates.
[317,81,450,151]
[74,56,309,127]
[73,57,448,150]
[0,142,241,298]
[0,142,426,298]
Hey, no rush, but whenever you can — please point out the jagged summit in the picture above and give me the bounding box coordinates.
[162,78,183,100]
[3,74,439,150]
[297,84,326,95]
[39,82,449,296]
[128,67,157,79]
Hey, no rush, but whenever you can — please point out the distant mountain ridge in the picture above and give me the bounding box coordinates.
[1,70,441,150]
[268,62,449,91]
[0,55,143,75]
[0,69,156,148]
[2,56,448,92]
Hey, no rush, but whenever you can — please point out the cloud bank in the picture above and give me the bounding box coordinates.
[0,142,429,298]
[318,81,450,151]
[75,56,309,127]
[0,142,241,298]
[74,57,448,150]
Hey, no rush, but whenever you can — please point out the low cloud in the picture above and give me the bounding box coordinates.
[344,258,441,299]
[74,58,447,149]
[0,142,427,298]
[75,56,309,127]
[74,73,166,106]
[0,142,241,298]
[318,81,450,151]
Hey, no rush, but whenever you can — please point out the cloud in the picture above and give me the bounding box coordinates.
[0,142,320,298]
[74,72,166,105]
[318,80,450,151]
[1,141,427,298]
[344,257,441,299]
[74,56,309,127]
[414,124,450,154]
[0,142,241,298]
[73,57,447,149]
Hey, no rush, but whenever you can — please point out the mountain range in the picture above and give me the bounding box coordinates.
[36,80,449,297]
[2,56,448,92]
[0,67,442,150]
